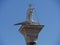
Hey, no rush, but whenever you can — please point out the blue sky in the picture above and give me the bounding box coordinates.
[0,0,60,45]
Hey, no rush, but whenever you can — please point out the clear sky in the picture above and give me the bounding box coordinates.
[0,0,60,45]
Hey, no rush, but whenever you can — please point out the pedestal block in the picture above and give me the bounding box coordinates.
[19,25,44,45]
